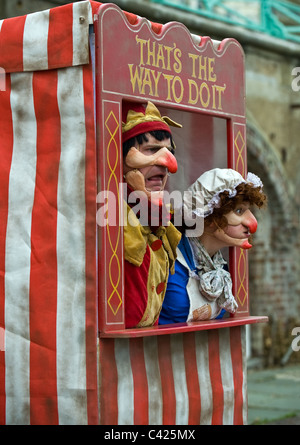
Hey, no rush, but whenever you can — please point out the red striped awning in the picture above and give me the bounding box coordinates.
[0,1,97,73]
[0,1,156,74]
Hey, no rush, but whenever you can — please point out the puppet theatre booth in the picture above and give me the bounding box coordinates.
[0,1,267,425]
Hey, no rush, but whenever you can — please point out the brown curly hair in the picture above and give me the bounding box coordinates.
[205,182,267,230]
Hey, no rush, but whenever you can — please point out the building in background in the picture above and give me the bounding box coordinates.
[1,0,300,366]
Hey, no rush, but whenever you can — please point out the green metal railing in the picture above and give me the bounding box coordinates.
[151,0,300,43]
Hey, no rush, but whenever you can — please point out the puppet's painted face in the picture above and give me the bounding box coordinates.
[213,202,258,249]
[123,133,177,205]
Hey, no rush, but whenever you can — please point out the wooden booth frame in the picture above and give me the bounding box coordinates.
[95,3,267,337]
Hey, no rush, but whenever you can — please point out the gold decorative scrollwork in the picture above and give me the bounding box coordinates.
[105,110,122,316]
[234,130,245,178]
[235,125,247,309]
[237,250,247,306]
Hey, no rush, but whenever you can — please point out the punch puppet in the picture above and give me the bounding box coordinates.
[159,168,267,324]
[122,101,182,328]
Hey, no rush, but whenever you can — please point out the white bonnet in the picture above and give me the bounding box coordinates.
[185,168,263,218]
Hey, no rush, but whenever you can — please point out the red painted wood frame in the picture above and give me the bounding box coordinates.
[94,3,267,336]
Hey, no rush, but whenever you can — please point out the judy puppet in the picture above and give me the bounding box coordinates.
[159,168,267,324]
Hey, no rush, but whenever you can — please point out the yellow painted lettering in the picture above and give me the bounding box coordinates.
[163,74,174,100]
[208,57,217,82]
[141,68,153,95]
[215,84,226,109]
[163,44,174,71]
[151,70,162,97]
[136,36,147,66]
[173,48,182,73]
[156,44,166,69]
[188,53,198,78]
[172,76,184,103]
[147,39,156,66]
[188,79,198,105]
[212,84,216,109]
[198,56,207,81]
[128,64,144,93]
[199,82,210,108]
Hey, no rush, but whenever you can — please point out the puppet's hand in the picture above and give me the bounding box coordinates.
[192,304,212,321]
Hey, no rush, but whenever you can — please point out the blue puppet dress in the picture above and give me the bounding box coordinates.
[159,234,238,325]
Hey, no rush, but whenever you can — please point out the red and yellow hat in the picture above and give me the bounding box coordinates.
[122,101,182,143]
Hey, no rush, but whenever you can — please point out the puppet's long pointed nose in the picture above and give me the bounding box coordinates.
[242,209,257,234]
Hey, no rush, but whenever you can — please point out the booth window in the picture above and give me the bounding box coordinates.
[98,107,258,338]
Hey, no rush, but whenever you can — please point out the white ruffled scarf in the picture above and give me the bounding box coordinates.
[188,237,238,314]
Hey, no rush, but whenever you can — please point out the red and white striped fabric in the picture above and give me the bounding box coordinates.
[0,1,99,425]
[100,326,247,425]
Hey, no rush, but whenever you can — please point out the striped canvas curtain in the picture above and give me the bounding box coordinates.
[0,1,99,425]
[99,327,247,425]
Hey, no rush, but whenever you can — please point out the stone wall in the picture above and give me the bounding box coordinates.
[245,46,300,364]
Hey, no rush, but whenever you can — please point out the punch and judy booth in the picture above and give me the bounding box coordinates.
[0,1,267,425]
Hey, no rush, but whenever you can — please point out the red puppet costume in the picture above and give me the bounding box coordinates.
[122,101,182,328]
